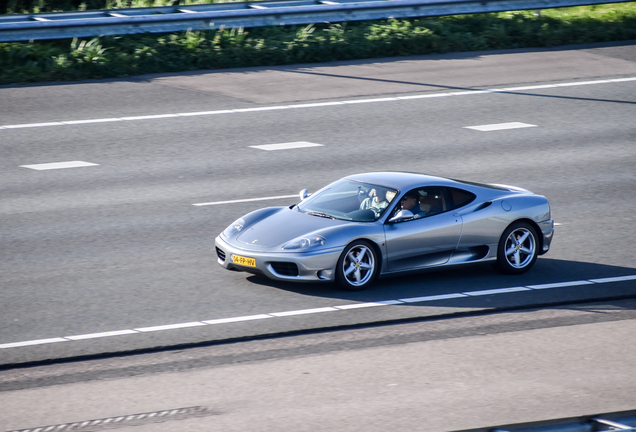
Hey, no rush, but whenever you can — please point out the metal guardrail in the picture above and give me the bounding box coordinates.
[454,409,636,432]
[0,0,632,42]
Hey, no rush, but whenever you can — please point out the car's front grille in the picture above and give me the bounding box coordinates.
[270,262,299,277]
[216,247,226,262]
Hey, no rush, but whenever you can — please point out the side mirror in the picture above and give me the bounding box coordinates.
[388,209,414,223]
[299,189,309,201]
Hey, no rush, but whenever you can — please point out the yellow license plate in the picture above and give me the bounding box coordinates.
[231,254,256,267]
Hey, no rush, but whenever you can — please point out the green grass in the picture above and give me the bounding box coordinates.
[1,2,635,85]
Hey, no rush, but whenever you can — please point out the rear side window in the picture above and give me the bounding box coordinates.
[447,187,476,210]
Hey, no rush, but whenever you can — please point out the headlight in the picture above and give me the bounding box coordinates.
[282,235,327,250]
[222,218,245,238]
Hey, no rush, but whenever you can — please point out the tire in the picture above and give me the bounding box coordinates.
[495,221,539,274]
[336,240,379,291]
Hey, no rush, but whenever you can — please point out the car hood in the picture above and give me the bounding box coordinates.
[236,208,345,248]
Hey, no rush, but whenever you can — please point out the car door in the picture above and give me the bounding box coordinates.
[383,189,462,272]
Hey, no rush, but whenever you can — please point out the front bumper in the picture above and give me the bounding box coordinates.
[215,235,342,282]
[538,218,554,255]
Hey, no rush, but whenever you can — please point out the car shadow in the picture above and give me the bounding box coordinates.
[244,258,636,307]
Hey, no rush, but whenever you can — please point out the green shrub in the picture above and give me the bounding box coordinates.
[1,3,635,84]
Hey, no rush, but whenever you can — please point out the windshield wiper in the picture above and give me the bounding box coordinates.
[306,211,336,220]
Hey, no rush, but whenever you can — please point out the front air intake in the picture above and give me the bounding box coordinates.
[215,247,226,262]
[270,262,299,277]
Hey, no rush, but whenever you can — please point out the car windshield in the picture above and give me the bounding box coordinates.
[297,180,398,222]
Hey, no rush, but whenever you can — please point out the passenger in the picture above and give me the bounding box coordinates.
[418,193,442,217]
[360,188,390,216]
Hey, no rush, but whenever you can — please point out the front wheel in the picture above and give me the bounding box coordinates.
[336,240,379,291]
[495,222,539,274]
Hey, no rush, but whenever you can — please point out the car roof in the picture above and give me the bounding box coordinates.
[345,172,469,191]
[343,172,524,196]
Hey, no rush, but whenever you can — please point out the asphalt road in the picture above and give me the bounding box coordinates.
[2,299,636,432]
[1,41,636,366]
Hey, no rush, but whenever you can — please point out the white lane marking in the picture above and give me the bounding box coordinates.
[193,194,298,207]
[19,161,99,170]
[290,101,344,108]
[250,141,324,151]
[464,122,537,131]
[450,90,494,96]
[203,314,272,324]
[1,274,635,349]
[343,97,398,104]
[556,79,611,87]
[121,114,180,121]
[0,337,68,348]
[135,322,206,332]
[335,300,404,309]
[234,106,290,112]
[497,84,558,91]
[2,76,634,131]
[177,109,234,117]
[4,122,63,129]
[397,93,451,100]
[527,280,594,289]
[63,118,122,125]
[589,275,636,283]
[270,307,338,317]
[66,329,138,340]
[399,293,468,303]
[463,286,530,296]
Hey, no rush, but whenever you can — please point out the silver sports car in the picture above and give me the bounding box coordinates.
[215,172,554,290]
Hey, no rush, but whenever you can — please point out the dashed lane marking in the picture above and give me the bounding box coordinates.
[250,141,324,151]
[464,122,537,131]
[2,275,635,350]
[2,77,635,131]
[19,161,99,170]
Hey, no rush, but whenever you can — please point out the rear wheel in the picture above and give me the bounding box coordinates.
[336,240,379,291]
[495,221,539,274]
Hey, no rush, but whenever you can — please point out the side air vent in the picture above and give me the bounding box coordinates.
[474,201,492,211]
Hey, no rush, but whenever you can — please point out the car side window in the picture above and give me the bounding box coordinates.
[445,187,476,211]
[387,188,420,222]
[415,187,446,218]
[388,186,477,222]
[411,186,477,218]
[388,187,445,221]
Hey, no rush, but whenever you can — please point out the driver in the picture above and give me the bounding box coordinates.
[399,191,421,214]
